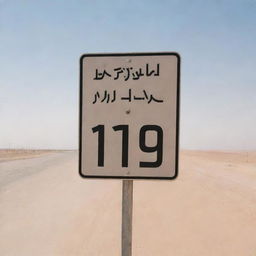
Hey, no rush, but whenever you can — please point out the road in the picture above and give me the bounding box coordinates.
[0,151,256,256]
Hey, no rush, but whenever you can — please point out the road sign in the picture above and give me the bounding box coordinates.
[79,52,180,179]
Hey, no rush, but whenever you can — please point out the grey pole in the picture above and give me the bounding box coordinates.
[122,180,133,256]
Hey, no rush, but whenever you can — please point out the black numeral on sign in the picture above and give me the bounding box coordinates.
[113,125,129,167]
[92,125,104,167]
[92,125,163,168]
[139,125,163,167]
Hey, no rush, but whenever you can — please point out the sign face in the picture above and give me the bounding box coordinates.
[79,52,180,179]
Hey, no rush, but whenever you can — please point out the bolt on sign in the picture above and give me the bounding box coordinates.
[79,52,180,179]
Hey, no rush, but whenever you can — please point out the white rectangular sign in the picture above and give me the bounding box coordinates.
[79,52,180,179]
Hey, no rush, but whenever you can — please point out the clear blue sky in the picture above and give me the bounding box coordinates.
[1,0,256,150]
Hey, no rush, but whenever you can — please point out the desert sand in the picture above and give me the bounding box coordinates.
[0,149,62,162]
[0,150,256,256]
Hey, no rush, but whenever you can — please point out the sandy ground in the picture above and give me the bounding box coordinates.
[0,149,63,162]
[0,150,256,256]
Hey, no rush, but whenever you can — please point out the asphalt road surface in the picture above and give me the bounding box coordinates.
[0,151,256,256]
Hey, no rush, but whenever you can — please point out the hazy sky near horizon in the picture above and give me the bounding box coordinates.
[1,0,256,150]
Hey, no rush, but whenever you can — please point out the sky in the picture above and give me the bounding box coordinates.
[0,0,256,150]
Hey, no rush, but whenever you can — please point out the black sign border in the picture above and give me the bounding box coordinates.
[79,52,180,180]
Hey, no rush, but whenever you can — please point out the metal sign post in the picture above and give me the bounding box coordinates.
[122,180,133,256]
[79,52,180,256]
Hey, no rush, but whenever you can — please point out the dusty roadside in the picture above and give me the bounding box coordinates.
[0,150,256,256]
[0,149,67,162]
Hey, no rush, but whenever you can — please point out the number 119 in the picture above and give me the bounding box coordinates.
[92,125,163,168]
